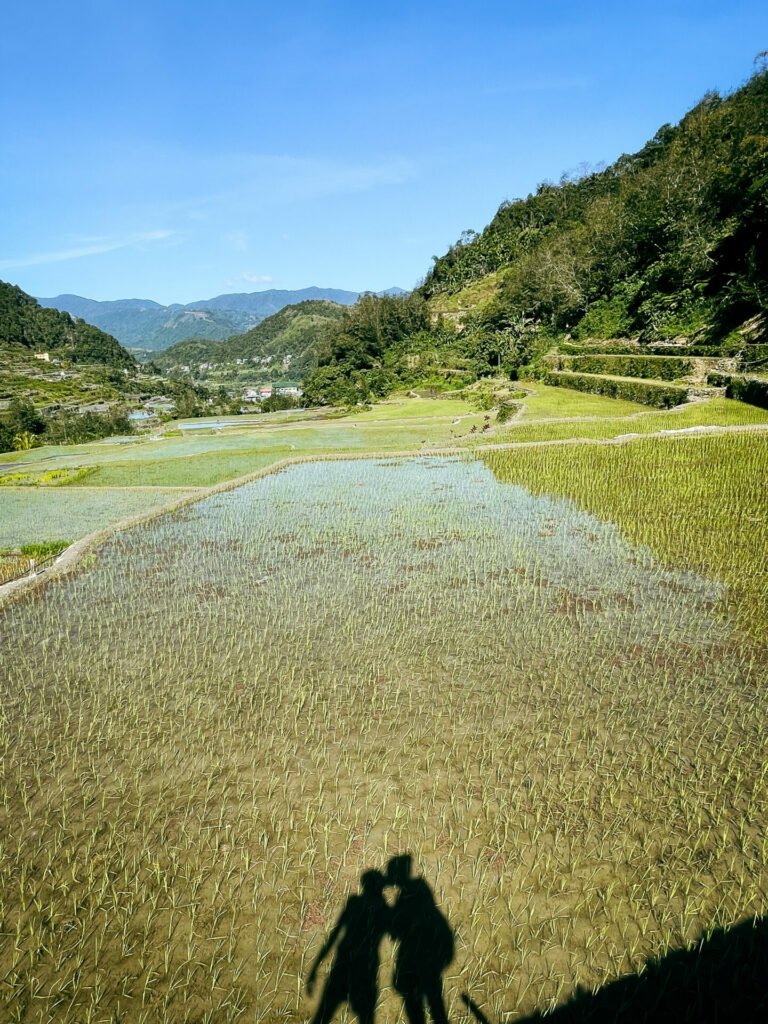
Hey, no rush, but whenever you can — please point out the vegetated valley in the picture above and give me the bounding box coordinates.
[0,61,767,1024]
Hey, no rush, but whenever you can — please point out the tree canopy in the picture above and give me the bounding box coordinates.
[0,281,135,369]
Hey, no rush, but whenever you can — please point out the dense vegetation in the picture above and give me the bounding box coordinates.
[0,397,135,452]
[543,371,690,408]
[0,281,135,369]
[423,63,768,341]
[302,62,768,405]
[153,300,345,376]
[39,288,373,350]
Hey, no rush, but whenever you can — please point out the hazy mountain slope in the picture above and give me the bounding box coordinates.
[0,281,135,369]
[190,287,360,314]
[35,299,260,351]
[153,300,345,374]
[36,295,165,318]
[38,287,405,351]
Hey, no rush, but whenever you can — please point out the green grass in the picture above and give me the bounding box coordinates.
[0,466,93,486]
[339,396,475,421]
[83,450,281,487]
[516,383,648,420]
[487,396,768,445]
[0,453,766,1021]
[484,431,768,640]
[0,487,201,548]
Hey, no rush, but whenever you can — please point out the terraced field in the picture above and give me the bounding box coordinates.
[0,406,767,1022]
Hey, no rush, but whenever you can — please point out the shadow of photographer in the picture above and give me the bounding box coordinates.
[307,854,454,1024]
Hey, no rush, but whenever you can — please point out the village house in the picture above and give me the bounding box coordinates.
[273,381,303,397]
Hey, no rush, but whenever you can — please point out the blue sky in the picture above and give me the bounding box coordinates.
[1,1,766,304]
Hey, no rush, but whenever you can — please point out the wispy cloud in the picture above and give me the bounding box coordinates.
[226,272,273,287]
[0,230,175,270]
[223,230,249,252]
[127,153,418,222]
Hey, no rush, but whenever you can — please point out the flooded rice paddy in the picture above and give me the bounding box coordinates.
[1,454,766,1022]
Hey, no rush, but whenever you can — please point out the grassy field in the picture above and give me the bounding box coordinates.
[484,395,768,446]
[513,383,648,420]
[0,486,202,548]
[0,443,766,1023]
[484,432,768,641]
[2,389,767,551]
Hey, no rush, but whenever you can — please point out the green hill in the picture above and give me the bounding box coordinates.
[423,67,767,342]
[0,281,135,369]
[152,300,345,374]
[37,287,401,350]
[302,62,768,405]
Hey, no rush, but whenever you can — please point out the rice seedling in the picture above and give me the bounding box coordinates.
[0,438,766,1022]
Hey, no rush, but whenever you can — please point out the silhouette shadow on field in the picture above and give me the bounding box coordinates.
[388,854,455,1024]
[462,914,768,1024]
[307,854,454,1024]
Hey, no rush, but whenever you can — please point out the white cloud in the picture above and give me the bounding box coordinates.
[225,272,274,287]
[0,230,175,270]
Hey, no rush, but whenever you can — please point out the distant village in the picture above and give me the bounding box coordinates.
[242,382,303,403]
[14,352,303,426]
[128,382,304,424]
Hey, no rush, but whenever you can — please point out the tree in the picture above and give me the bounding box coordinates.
[12,431,36,451]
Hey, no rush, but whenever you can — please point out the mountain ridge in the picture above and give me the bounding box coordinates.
[36,286,406,351]
[151,299,346,376]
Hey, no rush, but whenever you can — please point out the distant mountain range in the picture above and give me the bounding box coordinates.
[37,286,405,351]
[151,299,346,375]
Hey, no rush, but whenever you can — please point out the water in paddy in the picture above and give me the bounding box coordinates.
[5,455,729,670]
[1,456,764,1024]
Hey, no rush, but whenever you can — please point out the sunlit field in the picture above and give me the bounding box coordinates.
[2,390,767,553]
[1,435,767,1023]
[0,487,202,549]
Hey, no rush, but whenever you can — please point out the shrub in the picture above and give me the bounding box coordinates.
[495,401,521,423]
[572,296,634,340]
[545,371,689,408]
[707,373,768,410]
[557,354,693,380]
[19,539,71,559]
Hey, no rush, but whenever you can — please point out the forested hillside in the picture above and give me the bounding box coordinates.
[0,282,135,369]
[153,300,345,375]
[38,287,401,351]
[422,64,767,341]
[302,63,768,405]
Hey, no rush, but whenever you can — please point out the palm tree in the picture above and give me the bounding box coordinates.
[12,431,35,451]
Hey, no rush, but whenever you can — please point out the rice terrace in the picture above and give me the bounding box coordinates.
[2,13,768,1024]
[1,387,768,1023]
